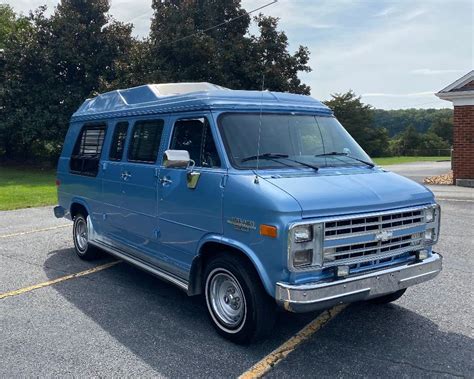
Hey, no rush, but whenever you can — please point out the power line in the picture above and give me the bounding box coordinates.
[125,10,152,24]
[158,0,278,45]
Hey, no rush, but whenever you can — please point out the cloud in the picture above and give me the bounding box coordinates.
[402,8,427,21]
[310,24,338,29]
[411,68,466,75]
[362,91,435,98]
[374,7,396,17]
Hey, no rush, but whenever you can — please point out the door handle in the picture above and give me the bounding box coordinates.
[121,171,132,180]
[160,176,173,185]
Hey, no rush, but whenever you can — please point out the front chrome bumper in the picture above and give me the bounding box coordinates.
[276,253,442,313]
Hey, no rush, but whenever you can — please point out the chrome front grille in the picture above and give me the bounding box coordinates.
[325,209,424,240]
[324,233,423,266]
[323,207,427,268]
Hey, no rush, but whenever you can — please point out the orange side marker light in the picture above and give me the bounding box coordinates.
[260,224,278,238]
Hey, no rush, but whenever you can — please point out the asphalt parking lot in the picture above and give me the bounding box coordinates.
[1,166,473,377]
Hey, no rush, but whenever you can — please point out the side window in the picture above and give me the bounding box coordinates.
[70,123,107,176]
[128,119,164,163]
[109,122,129,161]
[170,118,221,168]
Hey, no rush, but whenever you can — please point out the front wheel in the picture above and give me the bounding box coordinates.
[204,255,276,344]
[73,213,100,260]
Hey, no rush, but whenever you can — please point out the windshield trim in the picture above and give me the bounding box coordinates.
[217,112,369,171]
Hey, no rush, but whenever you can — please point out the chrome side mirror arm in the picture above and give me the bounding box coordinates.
[186,159,200,189]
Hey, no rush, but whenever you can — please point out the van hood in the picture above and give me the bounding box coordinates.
[263,169,434,219]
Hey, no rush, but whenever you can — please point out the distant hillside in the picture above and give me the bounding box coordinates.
[373,108,453,137]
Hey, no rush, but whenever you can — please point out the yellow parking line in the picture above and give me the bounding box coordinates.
[239,304,348,379]
[0,224,70,239]
[0,261,120,300]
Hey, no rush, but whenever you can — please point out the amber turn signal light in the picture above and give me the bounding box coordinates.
[260,224,278,238]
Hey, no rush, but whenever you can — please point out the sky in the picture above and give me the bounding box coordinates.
[5,0,473,109]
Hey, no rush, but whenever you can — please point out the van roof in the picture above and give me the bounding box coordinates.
[72,82,332,122]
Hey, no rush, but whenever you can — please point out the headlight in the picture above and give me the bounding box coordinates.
[293,249,313,267]
[424,228,438,244]
[424,207,435,223]
[423,204,440,246]
[293,225,312,243]
[288,223,324,270]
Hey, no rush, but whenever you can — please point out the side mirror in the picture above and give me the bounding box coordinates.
[162,149,200,189]
[163,150,191,169]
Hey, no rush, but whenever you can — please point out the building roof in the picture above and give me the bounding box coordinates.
[435,70,474,106]
[71,82,332,122]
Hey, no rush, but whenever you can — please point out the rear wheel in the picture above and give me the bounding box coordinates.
[369,289,407,304]
[73,213,100,260]
[203,254,276,344]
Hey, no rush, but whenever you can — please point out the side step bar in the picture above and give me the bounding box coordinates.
[91,240,189,292]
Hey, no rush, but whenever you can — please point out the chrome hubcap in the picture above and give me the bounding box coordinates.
[209,271,245,328]
[75,218,88,251]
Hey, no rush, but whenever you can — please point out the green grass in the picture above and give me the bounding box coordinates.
[0,167,57,211]
[373,156,451,166]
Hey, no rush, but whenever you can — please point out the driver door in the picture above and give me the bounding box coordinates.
[157,115,225,276]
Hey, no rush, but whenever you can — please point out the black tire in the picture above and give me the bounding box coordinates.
[72,213,100,260]
[369,289,407,304]
[203,254,276,344]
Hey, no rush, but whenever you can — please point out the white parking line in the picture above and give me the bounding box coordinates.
[0,224,70,239]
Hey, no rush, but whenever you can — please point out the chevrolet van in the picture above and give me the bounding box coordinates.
[55,82,442,343]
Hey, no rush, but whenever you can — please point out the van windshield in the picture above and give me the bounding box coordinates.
[218,114,373,170]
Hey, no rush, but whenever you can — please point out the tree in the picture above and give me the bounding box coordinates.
[324,91,390,157]
[0,4,29,49]
[248,15,311,94]
[373,108,453,137]
[428,115,453,145]
[1,1,133,161]
[393,125,422,155]
[147,0,247,86]
[147,1,311,93]
[420,132,450,152]
[389,125,449,156]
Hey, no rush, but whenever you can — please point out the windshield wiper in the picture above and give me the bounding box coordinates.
[241,153,319,171]
[241,153,289,162]
[315,152,375,168]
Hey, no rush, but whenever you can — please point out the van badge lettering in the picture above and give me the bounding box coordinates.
[227,217,256,232]
[375,230,393,242]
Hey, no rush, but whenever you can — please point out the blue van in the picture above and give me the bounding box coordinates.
[55,82,442,343]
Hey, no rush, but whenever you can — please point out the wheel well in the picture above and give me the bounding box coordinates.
[70,203,88,219]
[188,242,261,296]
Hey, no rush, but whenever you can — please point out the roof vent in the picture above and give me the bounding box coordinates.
[152,82,229,96]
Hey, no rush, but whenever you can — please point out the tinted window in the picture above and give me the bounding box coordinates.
[128,120,164,163]
[109,122,129,161]
[70,123,107,176]
[170,118,221,168]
